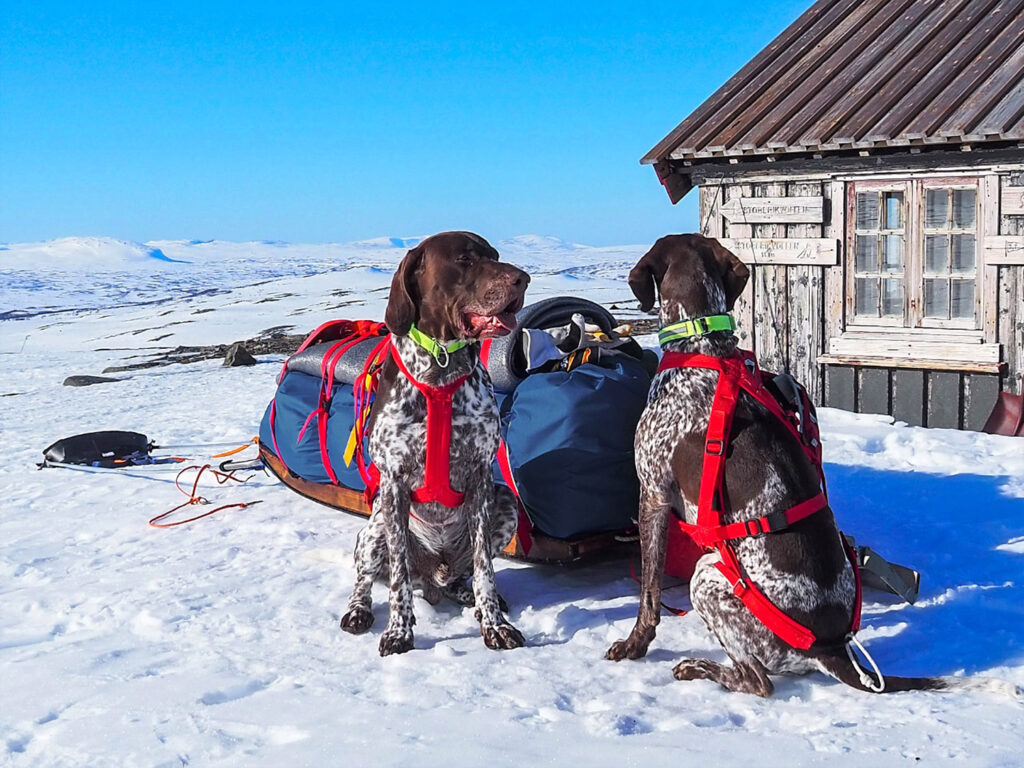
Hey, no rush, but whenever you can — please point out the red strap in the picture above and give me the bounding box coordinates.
[678,491,829,548]
[389,345,469,508]
[271,321,387,478]
[268,400,282,465]
[714,547,818,650]
[658,348,861,648]
[479,338,494,367]
[354,337,390,502]
[496,439,533,555]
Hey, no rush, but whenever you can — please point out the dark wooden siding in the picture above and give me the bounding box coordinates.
[823,365,1002,429]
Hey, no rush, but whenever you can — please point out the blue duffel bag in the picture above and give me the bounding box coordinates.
[495,356,650,540]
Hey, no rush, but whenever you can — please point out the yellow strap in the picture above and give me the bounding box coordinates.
[343,427,359,467]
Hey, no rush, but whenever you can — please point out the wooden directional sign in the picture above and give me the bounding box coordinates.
[1001,187,1024,216]
[719,196,824,224]
[984,236,1024,265]
[719,238,839,265]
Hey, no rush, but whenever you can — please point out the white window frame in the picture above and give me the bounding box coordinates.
[846,177,981,333]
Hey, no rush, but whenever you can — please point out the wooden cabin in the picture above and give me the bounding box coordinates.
[644,0,1024,430]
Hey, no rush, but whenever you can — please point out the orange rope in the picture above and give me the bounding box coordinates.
[211,437,259,459]
[149,464,261,528]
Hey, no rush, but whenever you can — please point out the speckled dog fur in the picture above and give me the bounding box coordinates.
[606,236,1019,698]
[340,232,528,656]
[606,234,862,696]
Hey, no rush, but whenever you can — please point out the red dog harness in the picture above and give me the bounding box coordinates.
[375,344,469,508]
[658,349,862,650]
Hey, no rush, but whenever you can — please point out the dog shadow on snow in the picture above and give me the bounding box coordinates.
[494,465,1024,675]
[822,465,1024,677]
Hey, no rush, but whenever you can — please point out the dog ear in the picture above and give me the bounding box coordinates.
[628,251,662,312]
[707,238,750,310]
[385,244,423,335]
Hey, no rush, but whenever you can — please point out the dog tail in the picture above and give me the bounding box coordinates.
[813,646,1023,699]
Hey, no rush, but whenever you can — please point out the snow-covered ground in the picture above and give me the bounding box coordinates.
[1,237,1022,767]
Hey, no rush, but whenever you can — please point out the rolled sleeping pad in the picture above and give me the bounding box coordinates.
[484,296,617,394]
[283,336,385,385]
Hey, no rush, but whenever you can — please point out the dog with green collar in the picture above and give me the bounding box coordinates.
[340,231,530,656]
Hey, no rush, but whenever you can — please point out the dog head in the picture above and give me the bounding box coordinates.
[385,231,530,340]
[628,234,749,324]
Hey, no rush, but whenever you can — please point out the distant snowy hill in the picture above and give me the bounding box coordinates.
[0,235,645,319]
[0,236,187,268]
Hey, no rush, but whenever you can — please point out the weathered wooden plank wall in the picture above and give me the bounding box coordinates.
[704,179,828,403]
[786,180,825,403]
[698,169,1023,429]
[998,176,1024,396]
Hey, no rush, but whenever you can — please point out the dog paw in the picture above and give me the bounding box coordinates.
[481,621,525,650]
[605,638,648,662]
[672,658,714,681]
[378,628,414,657]
[340,607,374,635]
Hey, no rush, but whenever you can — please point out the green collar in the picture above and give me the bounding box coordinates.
[658,314,736,347]
[407,324,475,366]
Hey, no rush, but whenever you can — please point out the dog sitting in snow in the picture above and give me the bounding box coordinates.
[606,234,1013,697]
[340,231,529,656]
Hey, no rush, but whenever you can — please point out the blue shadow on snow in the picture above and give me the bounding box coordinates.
[825,464,1024,676]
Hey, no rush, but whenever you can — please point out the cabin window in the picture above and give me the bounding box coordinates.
[922,185,977,324]
[848,179,979,330]
[853,188,906,321]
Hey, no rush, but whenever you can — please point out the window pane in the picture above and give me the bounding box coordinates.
[950,280,975,319]
[952,189,976,229]
[882,234,903,272]
[925,235,949,273]
[856,278,879,316]
[883,191,903,229]
[856,192,879,230]
[855,235,877,272]
[925,188,949,228]
[882,279,904,316]
[951,234,976,273]
[924,279,949,318]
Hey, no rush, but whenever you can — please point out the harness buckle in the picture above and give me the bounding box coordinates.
[745,510,789,537]
[705,439,725,456]
[732,577,749,598]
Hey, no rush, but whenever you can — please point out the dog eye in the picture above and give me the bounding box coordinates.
[457,252,474,263]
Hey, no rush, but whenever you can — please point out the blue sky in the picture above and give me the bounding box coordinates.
[0,1,809,246]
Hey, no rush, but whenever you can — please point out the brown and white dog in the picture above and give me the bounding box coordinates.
[606,234,1011,697]
[341,231,529,656]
